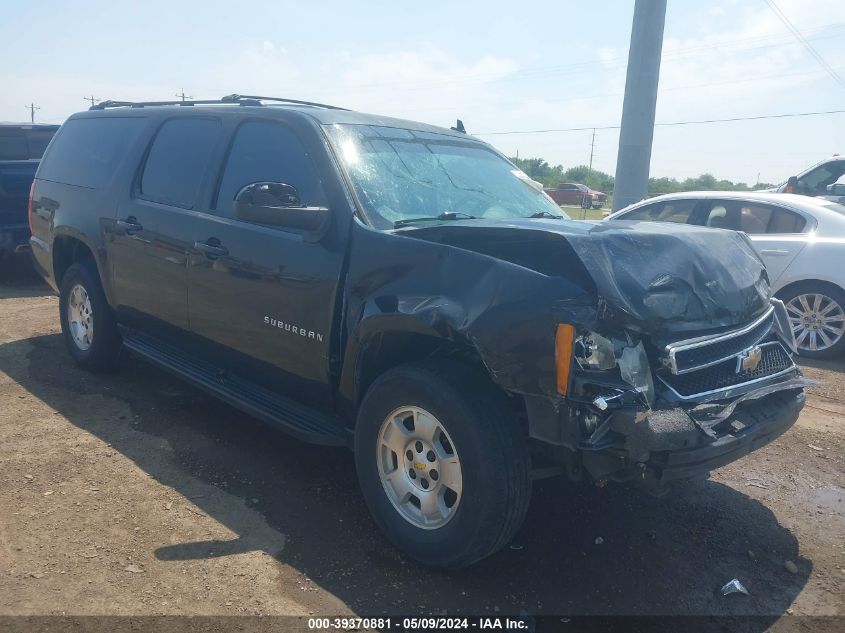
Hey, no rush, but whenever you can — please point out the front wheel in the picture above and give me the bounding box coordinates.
[354,360,531,568]
[780,282,845,358]
[580,196,592,209]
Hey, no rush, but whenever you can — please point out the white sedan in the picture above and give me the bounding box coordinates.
[607,191,845,358]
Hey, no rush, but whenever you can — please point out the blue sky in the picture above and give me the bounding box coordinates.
[2,0,843,184]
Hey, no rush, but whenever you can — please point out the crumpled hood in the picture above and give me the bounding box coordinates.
[402,218,770,333]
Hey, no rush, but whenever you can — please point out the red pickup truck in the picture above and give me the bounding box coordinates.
[544,183,607,209]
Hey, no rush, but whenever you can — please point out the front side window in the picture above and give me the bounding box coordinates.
[215,121,327,216]
[139,118,220,208]
[622,200,697,224]
[325,124,568,229]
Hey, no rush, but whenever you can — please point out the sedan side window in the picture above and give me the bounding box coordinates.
[623,200,697,223]
[704,203,738,230]
[737,204,773,234]
[767,208,806,234]
[736,203,806,234]
[214,121,327,217]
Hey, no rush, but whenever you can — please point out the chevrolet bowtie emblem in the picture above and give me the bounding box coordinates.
[737,346,763,373]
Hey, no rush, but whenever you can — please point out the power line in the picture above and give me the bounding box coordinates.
[476,108,845,136]
[24,103,40,123]
[763,0,845,90]
[306,23,845,98]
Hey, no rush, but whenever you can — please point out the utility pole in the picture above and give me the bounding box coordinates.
[587,128,596,180]
[83,95,99,108]
[25,103,40,123]
[612,0,667,211]
[175,89,192,102]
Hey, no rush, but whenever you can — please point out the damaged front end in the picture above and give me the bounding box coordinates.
[533,297,809,495]
[345,215,807,496]
[402,219,808,495]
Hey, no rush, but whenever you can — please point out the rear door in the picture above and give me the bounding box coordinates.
[111,116,222,334]
[699,199,808,285]
[186,118,346,410]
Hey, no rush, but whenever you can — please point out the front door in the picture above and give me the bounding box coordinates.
[187,119,346,411]
[111,116,222,335]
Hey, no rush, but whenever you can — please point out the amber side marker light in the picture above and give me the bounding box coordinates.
[555,324,575,395]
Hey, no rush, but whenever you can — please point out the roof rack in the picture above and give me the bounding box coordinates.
[221,94,348,110]
[90,94,347,111]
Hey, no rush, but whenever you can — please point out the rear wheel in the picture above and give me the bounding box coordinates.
[780,282,845,358]
[354,360,531,568]
[59,262,122,371]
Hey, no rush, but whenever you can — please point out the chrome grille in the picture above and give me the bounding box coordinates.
[660,342,794,400]
[665,307,774,375]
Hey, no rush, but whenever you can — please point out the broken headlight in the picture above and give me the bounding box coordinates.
[573,330,655,407]
[573,331,618,370]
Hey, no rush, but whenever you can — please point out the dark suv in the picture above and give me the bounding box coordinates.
[0,123,59,264]
[29,95,806,568]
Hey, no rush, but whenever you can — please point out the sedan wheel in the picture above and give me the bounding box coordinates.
[785,292,845,355]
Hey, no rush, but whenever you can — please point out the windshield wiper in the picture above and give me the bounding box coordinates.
[394,211,477,229]
[528,211,565,219]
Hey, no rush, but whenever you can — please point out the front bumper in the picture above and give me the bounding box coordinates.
[526,379,805,495]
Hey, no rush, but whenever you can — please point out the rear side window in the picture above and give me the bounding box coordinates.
[214,120,327,216]
[139,118,220,209]
[704,202,807,234]
[37,118,146,188]
[622,199,697,224]
[0,127,57,160]
[767,208,806,233]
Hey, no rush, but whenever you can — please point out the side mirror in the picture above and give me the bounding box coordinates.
[784,175,798,193]
[233,182,328,231]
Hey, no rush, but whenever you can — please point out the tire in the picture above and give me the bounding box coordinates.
[580,196,592,210]
[59,262,122,371]
[779,281,845,359]
[354,360,531,569]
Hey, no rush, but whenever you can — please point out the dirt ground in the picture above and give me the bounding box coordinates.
[0,268,843,621]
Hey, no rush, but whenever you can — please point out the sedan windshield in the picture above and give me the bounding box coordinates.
[324,124,568,230]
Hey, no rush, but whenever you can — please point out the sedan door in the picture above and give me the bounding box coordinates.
[699,199,808,287]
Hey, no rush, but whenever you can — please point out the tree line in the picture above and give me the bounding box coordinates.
[509,157,776,195]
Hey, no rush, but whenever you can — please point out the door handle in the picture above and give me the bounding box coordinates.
[193,240,228,258]
[117,217,143,234]
[758,249,790,256]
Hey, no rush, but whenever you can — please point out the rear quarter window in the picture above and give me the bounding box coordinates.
[37,117,147,188]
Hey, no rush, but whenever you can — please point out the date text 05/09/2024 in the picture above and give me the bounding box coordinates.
[307,617,530,630]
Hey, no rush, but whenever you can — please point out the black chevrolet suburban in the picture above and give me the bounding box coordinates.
[1,123,58,264]
[29,95,807,568]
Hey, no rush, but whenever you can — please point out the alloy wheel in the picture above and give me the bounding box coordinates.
[785,292,845,353]
[67,283,94,351]
[376,406,462,530]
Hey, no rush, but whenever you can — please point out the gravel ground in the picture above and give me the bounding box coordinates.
[0,271,842,621]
